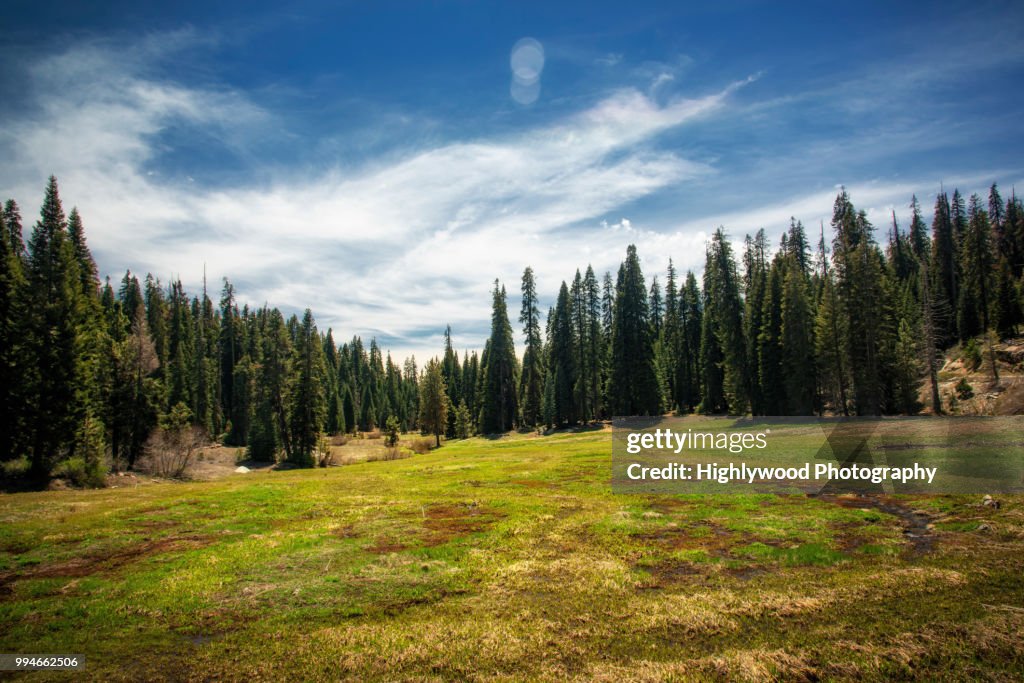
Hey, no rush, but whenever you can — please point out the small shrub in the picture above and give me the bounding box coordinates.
[365,429,383,440]
[53,456,106,488]
[331,434,350,447]
[955,378,974,401]
[1,456,30,480]
[384,416,400,447]
[62,414,108,487]
[962,339,982,371]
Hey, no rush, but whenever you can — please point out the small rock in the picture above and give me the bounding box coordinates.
[234,465,251,473]
[982,496,1001,509]
[978,523,992,532]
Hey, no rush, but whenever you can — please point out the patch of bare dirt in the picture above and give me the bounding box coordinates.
[367,539,409,554]
[420,502,505,546]
[632,520,757,555]
[0,533,215,596]
[646,497,697,515]
[637,559,710,589]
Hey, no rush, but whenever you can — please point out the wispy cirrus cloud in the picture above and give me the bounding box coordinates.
[0,34,751,359]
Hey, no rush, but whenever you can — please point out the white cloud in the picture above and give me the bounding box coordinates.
[0,36,751,360]
[8,34,1006,362]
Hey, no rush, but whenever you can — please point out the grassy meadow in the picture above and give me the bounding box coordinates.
[1,428,1023,681]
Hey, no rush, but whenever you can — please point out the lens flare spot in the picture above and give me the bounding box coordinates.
[510,37,545,84]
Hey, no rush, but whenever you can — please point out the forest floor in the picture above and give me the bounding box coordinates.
[1,429,1023,681]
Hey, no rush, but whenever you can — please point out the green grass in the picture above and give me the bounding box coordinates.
[1,428,1022,681]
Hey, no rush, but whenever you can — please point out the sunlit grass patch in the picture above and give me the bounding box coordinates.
[0,428,1021,680]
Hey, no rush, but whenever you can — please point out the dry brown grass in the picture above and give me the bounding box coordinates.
[366,447,409,462]
[409,437,434,454]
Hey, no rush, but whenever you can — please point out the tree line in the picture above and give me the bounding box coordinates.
[512,184,1023,427]
[2,177,1021,484]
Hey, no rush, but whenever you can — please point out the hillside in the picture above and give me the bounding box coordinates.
[924,338,1024,415]
[2,430,1022,681]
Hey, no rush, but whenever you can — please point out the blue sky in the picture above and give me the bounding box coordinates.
[2,1,1023,360]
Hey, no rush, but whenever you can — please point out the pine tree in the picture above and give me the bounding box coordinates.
[24,177,82,477]
[679,271,702,412]
[742,231,767,414]
[144,274,169,368]
[441,326,462,437]
[287,309,326,466]
[950,189,972,341]
[248,308,290,462]
[600,271,615,415]
[919,263,943,414]
[3,200,25,260]
[659,259,682,413]
[606,245,661,416]
[929,191,957,344]
[758,254,785,414]
[403,356,419,431]
[454,400,473,439]
[582,266,603,421]
[419,358,449,447]
[109,301,160,468]
[780,261,816,414]
[518,267,544,427]
[166,279,194,411]
[831,191,885,415]
[649,275,663,339]
[569,270,592,421]
[0,209,29,461]
[220,279,246,445]
[479,281,518,433]
[67,208,98,298]
[990,184,1011,266]
[1005,190,1024,279]
[323,330,344,435]
[702,230,748,414]
[190,276,219,435]
[907,195,929,262]
[815,224,849,415]
[893,318,922,414]
[786,218,811,275]
[959,194,994,340]
[548,281,577,425]
[993,256,1021,338]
